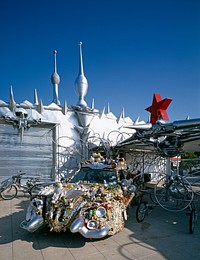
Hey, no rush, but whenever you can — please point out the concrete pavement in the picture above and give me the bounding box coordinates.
[0,192,200,260]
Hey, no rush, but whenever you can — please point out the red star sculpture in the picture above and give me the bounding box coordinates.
[145,93,172,124]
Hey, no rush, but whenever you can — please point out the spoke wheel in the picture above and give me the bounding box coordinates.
[30,184,45,197]
[1,185,18,200]
[154,176,194,212]
[136,202,147,222]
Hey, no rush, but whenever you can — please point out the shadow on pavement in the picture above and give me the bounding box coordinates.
[0,197,107,250]
[0,196,200,260]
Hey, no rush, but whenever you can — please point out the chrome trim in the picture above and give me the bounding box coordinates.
[20,215,44,232]
[70,218,109,239]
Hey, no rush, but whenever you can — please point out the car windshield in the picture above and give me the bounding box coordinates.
[70,167,118,184]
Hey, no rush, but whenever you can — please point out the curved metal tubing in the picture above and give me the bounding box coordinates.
[20,215,44,233]
[70,217,109,239]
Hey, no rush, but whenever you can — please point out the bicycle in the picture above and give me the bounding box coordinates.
[154,173,194,213]
[135,189,157,222]
[0,172,46,200]
[184,171,200,233]
[29,180,55,196]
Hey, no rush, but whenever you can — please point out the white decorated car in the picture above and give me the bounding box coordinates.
[21,163,136,239]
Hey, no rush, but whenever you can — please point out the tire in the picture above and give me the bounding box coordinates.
[136,202,147,222]
[30,184,45,197]
[189,209,197,234]
[1,185,18,200]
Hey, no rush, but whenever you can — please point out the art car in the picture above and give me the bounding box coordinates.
[21,162,136,239]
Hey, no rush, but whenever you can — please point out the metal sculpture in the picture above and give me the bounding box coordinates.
[119,118,200,157]
[145,93,172,124]
[21,158,136,238]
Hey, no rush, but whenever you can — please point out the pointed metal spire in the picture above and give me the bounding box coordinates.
[91,98,95,109]
[121,107,125,118]
[37,99,44,114]
[117,107,125,123]
[135,116,140,124]
[9,85,16,111]
[75,42,88,107]
[100,106,105,118]
[79,42,84,75]
[106,103,110,114]
[51,50,60,105]
[62,100,68,115]
[34,89,39,105]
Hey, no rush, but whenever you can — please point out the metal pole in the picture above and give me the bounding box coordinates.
[166,157,171,177]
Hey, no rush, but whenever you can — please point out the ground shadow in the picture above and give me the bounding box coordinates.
[0,196,107,250]
[119,197,200,259]
[0,195,200,259]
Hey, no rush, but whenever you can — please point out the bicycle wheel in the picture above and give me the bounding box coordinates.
[1,185,18,200]
[30,184,45,197]
[154,176,194,212]
[136,202,147,222]
[185,172,200,197]
[189,209,197,234]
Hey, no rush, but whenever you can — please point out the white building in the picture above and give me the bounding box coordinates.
[2,43,156,181]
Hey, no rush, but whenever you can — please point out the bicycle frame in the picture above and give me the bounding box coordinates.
[0,177,15,192]
[0,172,40,199]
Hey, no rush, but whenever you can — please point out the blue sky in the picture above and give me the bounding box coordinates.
[0,0,199,122]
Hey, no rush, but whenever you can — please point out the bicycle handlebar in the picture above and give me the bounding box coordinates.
[12,172,26,179]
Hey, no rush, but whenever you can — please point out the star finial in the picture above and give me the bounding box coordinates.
[145,93,172,124]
